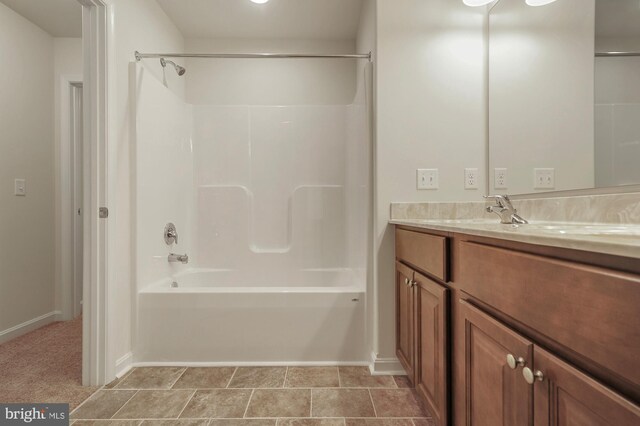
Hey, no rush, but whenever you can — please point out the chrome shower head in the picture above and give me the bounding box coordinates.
[160,58,186,76]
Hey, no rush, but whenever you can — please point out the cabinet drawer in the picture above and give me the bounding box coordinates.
[458,241,640,391]
[396,229,448,281]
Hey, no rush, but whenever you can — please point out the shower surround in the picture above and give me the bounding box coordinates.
[133,62,370,364]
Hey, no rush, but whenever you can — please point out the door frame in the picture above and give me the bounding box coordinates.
[59,75,83,322]
[78,0,110,386]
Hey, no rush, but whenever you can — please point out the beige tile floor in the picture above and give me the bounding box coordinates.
[70,367,434,426]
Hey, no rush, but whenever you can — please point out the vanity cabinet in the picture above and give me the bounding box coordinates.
[459,300,533,426]
[459,299,640,426]
[396,230,450,426]
[394,225,640,426]
[396,261,416,383]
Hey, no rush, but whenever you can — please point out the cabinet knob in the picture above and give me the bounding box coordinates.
[506,354,526,370]
[405,278,410,286]
[522,367,544,384]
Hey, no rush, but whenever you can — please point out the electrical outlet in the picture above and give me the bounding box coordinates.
[494,168,507,189]
[417,169,438,190]
[534,168,555,189]
[14,179,26,196]
[464,168,479,189]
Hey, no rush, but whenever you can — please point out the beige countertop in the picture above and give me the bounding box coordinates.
[390,218,640,259]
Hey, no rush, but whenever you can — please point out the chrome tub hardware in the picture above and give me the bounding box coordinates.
[164,223,178,245]
[485,195,528,225]
[168,253,189,264]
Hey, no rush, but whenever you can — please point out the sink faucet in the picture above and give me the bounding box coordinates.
[484,195,528,225]
[168,253,189,264]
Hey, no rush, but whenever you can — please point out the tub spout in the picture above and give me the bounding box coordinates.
[168,253,189,264]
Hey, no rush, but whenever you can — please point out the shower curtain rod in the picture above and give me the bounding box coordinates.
[135,51,372,61]
[596,51,640,57]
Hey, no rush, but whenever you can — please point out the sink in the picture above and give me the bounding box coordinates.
[519,223,640,238]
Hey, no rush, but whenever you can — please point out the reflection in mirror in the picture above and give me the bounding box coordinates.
[488,0,640,195]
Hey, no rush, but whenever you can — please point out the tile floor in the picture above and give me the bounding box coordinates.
[70,367,434,426]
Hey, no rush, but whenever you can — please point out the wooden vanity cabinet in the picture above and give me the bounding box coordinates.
[532,346,640,426]
[394,225,640,426]
[396,230,450,426]
[396,261,416,383]
[459,300,533,426]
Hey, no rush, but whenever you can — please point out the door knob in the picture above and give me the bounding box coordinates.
[523,367,544,384]
[506,354,526,370]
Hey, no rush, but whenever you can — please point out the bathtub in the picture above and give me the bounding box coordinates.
[135,268,367,365]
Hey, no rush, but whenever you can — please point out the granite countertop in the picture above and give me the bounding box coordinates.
[389,193,640,259]
[390,218,640,259]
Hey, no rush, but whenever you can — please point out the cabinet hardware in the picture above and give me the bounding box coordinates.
[506,354,526,370]
[405,278,410,286]
[523,367,544,384]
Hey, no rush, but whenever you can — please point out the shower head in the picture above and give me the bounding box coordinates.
[160,57,186,76]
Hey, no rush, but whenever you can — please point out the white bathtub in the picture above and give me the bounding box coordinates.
[136,269,367,365]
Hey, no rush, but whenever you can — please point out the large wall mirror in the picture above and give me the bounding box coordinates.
[488,0,640,195]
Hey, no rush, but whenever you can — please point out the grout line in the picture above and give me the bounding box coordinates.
[368,389,378,418]
[168,367,189,389]
[176,389,198,419]
[226,367,239,388]
[109,389,140,419]
[243,388,256,418]
[284,366,289,388]
[337,366,342,388]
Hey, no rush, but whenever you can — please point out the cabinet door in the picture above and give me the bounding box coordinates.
[460,300,533,426]
[396,261,416,383]
[414,272,449,426]
[532,346,640,426]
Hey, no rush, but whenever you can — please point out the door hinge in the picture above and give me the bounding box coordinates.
[99,207,109,218]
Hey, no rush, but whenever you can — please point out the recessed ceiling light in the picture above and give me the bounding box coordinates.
[462,0,494,6]
[250,0,270,4]
[525,0,558,5]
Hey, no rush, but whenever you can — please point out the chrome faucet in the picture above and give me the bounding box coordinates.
[168,253,189,264]
[485,195,528,225]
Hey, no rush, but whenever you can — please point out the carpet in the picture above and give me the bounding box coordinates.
[0,316,98,409]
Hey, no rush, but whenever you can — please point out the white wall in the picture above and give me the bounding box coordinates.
[0,3,55,339]
[373,0,486,365]
[184,38,357,105]
[134,64,193,290]
[489,0,595,194]
[106,0,185,378]
[53,37,82,316]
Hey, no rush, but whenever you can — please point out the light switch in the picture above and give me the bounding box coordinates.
[534,168,555,189]
[417,169,438,190]
[14,179,26,196]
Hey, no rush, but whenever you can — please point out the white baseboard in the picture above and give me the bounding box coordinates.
[368,351,406,376]
[0,311,62,345]
[132,360,371,368]
[116,352,134,378]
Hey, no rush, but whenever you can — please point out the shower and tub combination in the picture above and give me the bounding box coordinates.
[133,50,373,364]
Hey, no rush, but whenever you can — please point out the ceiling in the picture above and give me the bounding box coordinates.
[156,0,364,40]
[596,0,640,38]
[0,0,81,37]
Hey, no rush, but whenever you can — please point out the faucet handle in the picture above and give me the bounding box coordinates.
[484,194,510,205]
[164,223,178,245]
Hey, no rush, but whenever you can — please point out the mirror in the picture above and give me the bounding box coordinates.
[488,0,640,195]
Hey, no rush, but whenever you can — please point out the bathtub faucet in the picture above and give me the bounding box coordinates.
[168,253,189,264]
